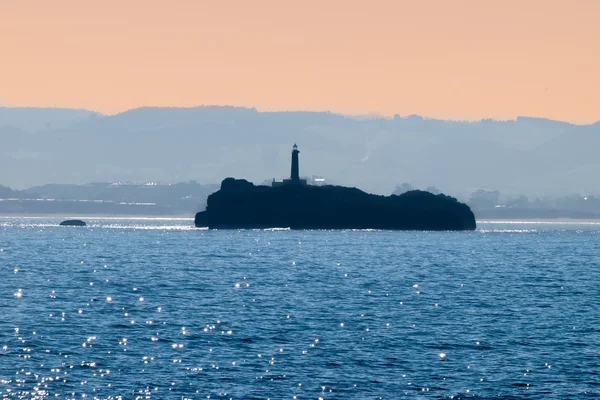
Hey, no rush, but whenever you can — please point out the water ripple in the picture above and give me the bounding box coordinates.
[0,218,599,398]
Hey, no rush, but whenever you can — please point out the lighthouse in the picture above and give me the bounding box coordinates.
[272,144,308,187]
[290,143,300,181]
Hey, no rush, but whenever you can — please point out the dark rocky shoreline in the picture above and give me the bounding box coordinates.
[195,178,476,231]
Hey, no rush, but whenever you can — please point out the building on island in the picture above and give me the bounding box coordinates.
[311,176,326,186]
[272,144,308,187]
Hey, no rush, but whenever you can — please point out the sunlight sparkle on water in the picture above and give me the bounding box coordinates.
[0,218,599,398]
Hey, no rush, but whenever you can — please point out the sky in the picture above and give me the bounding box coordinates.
[1,0,599,123]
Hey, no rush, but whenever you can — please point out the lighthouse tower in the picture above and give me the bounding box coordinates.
[290,143,300,181]
[272,144,308,187]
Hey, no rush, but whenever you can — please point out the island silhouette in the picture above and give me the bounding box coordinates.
[195,145,476,230]
[59,219,86,227]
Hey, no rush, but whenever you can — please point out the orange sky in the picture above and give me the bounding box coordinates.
[1,0,599,122]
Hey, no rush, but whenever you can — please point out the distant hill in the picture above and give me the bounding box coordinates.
[0,181,218,216]
[0,107,101,132]
[0,106,599,196]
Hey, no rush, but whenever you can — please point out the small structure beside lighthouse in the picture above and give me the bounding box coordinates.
[272,144,308,187]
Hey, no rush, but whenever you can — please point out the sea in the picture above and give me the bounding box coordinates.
[1,217,599,399]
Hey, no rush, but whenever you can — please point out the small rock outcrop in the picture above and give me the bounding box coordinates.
[59,219,86,227]
[195,178,476,231]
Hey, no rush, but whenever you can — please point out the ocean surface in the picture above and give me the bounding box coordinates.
[1,217,599,399]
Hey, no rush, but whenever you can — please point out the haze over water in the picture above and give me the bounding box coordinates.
[1,218,599,398]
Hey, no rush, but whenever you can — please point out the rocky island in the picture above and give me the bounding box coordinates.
[195,145,476,231]
[59,219,87,226]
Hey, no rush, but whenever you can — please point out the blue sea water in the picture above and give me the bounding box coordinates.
[1,217,599,399]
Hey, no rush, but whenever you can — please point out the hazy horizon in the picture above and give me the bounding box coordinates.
[2,104,599,126]
[2,105,600,198]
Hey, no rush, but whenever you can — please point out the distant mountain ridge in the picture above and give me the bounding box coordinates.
[0,106,599,196]
[0,107,102,132]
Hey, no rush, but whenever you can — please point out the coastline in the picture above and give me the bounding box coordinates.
[0,214,195,220]
[0,214,600,231]
[477,218,600,224]
[3,215,600,224]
